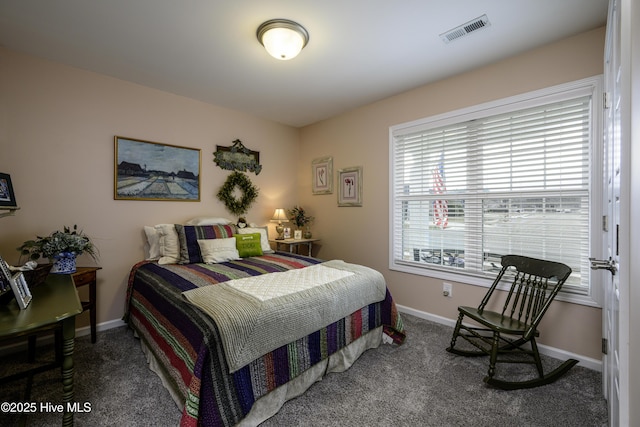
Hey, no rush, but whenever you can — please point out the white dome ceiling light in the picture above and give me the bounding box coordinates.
[257,19,309,60]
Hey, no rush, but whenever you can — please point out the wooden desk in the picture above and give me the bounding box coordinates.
[270,238,320,256]
[27,266,101,362]
[72,266,101,343]
[0,274,82,427]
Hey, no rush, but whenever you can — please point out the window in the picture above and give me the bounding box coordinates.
[389,77,602,305]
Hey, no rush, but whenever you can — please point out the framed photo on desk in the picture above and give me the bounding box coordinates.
[0,256,31,309]
[0,256,12,288]
[10,272,31,309]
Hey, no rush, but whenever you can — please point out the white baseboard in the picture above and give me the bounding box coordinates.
[75,318,127,338]
[396,304,603,372]
[3,307,602,373]
[0,318,127,357]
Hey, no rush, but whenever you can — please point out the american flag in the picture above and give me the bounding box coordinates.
[432,157,448,229]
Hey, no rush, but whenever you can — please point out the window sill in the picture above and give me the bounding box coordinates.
[389,260,602,308]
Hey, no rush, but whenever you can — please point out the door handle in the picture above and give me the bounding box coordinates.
[589,257,617,275]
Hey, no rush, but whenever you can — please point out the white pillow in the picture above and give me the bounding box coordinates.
[237,227,274,254]
[185,217,232,226]
[198,238,240,263]
[144,226,161,260]
[155,224,180,264]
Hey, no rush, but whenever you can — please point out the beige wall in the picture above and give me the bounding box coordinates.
[0,27,606,361]
[299,27,606,359]
[0,48,300,328]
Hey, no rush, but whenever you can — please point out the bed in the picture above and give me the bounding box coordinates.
[124,222,405,426]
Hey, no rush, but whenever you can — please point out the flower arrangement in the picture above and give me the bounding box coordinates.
[287,206,314,228]
[17,225,98,262]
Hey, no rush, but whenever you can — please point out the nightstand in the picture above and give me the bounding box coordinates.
[72,266,102,343]
[269,238,320,256]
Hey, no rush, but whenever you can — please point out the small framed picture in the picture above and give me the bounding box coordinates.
[10,272,32,309]
[294,230,303,240]
[0,256,31,309]
[283,227,292,239]
[0,256,12,284]
[338,166,363,207]
[0,173,17,208]
[312,156,333,195]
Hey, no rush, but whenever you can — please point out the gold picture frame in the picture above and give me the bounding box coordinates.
[114,136,201,201]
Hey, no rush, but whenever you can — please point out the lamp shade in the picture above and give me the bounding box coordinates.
[271,208,289,222]
[257,19,309,60]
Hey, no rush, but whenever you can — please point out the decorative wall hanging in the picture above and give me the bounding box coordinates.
[114,136,201,201]
[214,139,262,175]
[338,166,363,207]
[217,171,259,216]
[312,156,333,195]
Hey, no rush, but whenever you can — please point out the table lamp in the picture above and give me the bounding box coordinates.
[271,208,289,240]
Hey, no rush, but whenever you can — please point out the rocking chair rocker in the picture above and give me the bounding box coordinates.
[446,255,578,390]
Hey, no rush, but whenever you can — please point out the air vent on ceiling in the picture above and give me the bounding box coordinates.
[440,14,490,44]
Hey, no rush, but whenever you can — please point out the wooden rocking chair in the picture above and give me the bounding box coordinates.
[446,255,578,390]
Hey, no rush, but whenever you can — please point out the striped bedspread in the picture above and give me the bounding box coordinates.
[124,252,405,427]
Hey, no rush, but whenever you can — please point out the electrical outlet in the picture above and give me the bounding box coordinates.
[443,282,452,298]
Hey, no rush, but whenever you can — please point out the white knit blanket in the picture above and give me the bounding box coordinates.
[182,260,386,372]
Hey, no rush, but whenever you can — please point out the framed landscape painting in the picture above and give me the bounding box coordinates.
[114,136,201,201]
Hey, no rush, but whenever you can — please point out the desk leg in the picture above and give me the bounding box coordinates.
[27,335,36,362]
[89,280,97,343]
[307,242,312,256]
[61,316,76,427]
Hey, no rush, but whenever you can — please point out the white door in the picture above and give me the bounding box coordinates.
[602,0,621,425]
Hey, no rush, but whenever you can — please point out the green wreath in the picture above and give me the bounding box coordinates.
[217,171,259,216]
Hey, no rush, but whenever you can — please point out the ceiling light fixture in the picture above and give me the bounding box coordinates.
[257,19,309,60]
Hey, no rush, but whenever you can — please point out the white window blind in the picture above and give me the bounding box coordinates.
[390,79,601,298]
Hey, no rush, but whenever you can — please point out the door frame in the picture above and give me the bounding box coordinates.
[605,0,635,425]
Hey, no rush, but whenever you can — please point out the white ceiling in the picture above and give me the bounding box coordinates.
[0,1,608,128]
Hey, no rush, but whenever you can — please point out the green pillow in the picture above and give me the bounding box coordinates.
[235,233,263,257]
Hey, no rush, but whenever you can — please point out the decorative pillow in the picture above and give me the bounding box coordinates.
[237,227,274,254]
[143,226,161,260]
[197,238,240,263]
[175,224,237,264]
[185,216,232,226]
[154,224,181,265]
[235,233,263,258]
